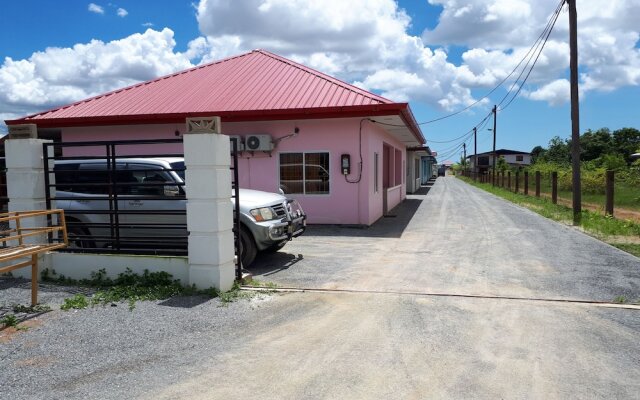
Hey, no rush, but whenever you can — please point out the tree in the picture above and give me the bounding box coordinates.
[531,145,546,163]
[612,127,640,163]
[580,128,612,161]
[496,156,508,172]
[542,136,571,164]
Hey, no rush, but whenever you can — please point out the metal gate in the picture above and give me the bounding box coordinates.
[43,138,242,277]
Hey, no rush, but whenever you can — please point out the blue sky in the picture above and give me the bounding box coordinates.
[1,0,639,161]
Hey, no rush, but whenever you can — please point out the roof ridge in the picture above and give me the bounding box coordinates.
[255,49,393,105]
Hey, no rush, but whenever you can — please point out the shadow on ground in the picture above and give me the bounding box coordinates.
[302,197,423,239]
[247,252,305,278]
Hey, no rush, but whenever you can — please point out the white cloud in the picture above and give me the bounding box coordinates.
[192,0,478,108]
[2,0,639,124]
[117,8,128,17]
[142,22,154,27]
[190,0,639,109]
[423,0,640,104]
[523,79,570,106]
[88,3,104,14]
[0,29,193,119]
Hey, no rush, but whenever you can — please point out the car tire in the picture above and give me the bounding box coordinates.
[239,227,258,267]
[66,222,95,250]
[263,240,287,253]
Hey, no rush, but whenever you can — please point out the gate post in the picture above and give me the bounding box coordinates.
[4,127,53,279]
[184,117,235,291]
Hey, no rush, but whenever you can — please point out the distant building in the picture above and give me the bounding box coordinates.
[467,149,532,175]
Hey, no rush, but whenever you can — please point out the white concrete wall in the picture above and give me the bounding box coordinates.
[5,128,236,292]
[43,253,189,283]
[503,153,532,166]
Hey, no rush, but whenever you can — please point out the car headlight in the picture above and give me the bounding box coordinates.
[250,207,276,221]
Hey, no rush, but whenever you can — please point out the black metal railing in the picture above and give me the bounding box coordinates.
[0,167,7,213]
[230,137,242,279]
[43,139,187,255]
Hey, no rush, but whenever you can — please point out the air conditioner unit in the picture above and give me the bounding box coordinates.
[228,135,245,152]
[245,134,273,151]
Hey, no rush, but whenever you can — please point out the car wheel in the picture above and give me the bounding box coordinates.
[66,222,95,250]
[263,240,287,253]
[239,227,258,267]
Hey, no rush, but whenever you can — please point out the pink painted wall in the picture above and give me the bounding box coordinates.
[61,117,407,225]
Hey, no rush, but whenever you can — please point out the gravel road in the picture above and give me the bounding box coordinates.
[1,176,639,399]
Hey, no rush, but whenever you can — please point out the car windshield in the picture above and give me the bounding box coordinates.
[170,161,185,180]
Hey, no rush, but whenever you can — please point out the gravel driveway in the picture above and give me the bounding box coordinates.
[1,176,639,399]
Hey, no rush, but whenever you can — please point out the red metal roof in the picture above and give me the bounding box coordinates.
[6,49,424,144]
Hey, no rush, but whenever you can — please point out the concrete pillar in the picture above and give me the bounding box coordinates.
[4,138,53,278]
[184,132,235,291]
[6,139,51,208]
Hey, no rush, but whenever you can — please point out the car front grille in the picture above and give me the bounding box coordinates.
[272,203,287,218]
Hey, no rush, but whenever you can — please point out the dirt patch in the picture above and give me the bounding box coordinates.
[0,318,42,343]
[14,355,55,367]
[604,236,640,245]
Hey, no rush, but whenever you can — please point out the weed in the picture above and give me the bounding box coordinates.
[13,304,51,314]
[242,278,278,290]
[52,268,260,311]
[217,282,252,305]
[613,295,628,304]
[1,314,20,328]
[61,294,90,310]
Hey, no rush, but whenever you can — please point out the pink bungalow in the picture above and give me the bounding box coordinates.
[6,50,426,225]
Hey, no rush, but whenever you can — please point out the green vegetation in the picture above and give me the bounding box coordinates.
[458,176,640,258]
[12,304,51,314]
[43,268,276,311]
[523,127,640,211]
[613,295,628,304]
[525,161,640,212]
[1,314,20,328]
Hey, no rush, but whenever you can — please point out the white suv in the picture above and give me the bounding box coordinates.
[54,158,306,266]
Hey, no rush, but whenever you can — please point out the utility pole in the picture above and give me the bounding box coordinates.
[568,0,581,225]
[463,142,467,173]
[473,127,477,181]
[492,105,497,186]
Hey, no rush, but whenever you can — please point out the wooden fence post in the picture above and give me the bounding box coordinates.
[515,171,520,193]
[551,171,558,204]
[508,171,511,190]
[535,171,541,197]
[605,170,614,217]
[524,171,529,195]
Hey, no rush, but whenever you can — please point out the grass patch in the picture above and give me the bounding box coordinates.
[611,244,640,258]
[242,278,279,290]
[459,177,640,252]
[44,268,276,311]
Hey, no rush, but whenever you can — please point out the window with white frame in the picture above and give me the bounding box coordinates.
[279,152,330,194]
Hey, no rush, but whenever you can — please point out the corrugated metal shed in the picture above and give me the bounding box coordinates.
[6,49,424,144]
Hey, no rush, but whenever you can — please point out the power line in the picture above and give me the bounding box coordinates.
[497,0,565,111]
